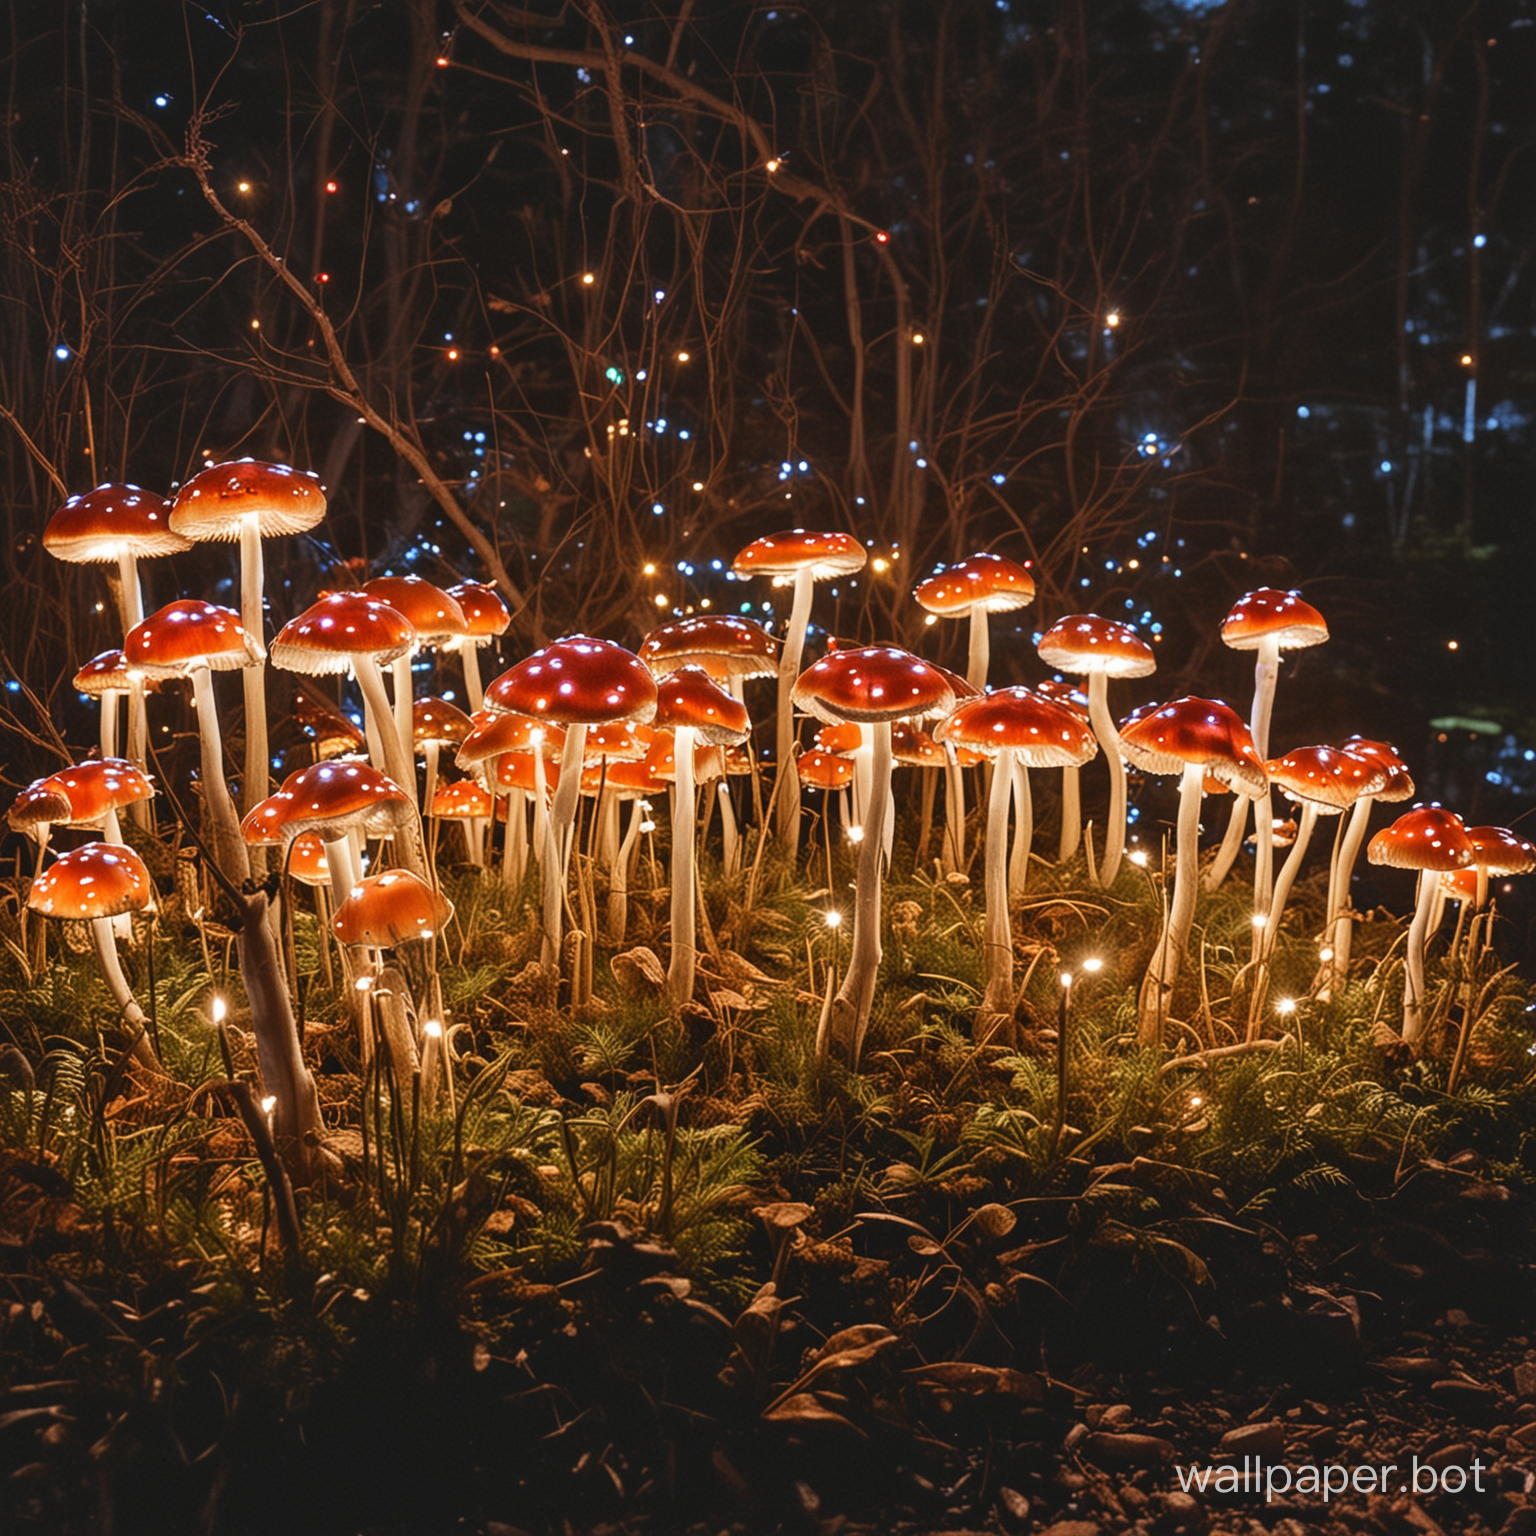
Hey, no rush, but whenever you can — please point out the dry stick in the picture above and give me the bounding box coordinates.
[186,148,526,616]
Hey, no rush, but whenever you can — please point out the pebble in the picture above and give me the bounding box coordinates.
[1219,1421,1285,1459]
[1082,1431,1177,1467]
[1039,1523,1103,1536]
[995,1487,1031,1529]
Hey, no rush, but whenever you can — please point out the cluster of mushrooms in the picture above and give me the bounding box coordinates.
[10,468,1533,1174]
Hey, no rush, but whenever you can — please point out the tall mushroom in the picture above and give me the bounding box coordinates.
[412,696,472,813]
[362,575,468,790]
[44,485,189,783]
[1367,806,1474,1045]
[1253,746,1386,1028]
[485,637,657,965]
[27,843,158,1067]
[1119,697,1268,1045]
[269,592,426,878]
[1036,615,1156,887]
[73,649,132,761]
[457,710,565,888]
[1205,589,1329,898]
[170,460,328,815]
[934,688,1096,1023]
[40,757,156,848]
[1036,679,1093,863]
[1320,736,1415,994]
[732,531,866,853]
[792,647,954,1064]
[445,581,511,713]
[125,599,264,878]
[912,552,1036,691]
[293,689,368,762]
[651,666,752,1005]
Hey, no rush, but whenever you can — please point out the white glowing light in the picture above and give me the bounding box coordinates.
[824,910,843,929]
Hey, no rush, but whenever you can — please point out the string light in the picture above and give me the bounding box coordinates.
[1105,311,1121,327]
[824,910,842,929]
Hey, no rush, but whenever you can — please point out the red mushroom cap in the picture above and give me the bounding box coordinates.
[287,834,332,887]
[933,687,1099,768]
[333,870,452,947]
[293,692,367,757]
[731,529,867,583]
[73,649,134,695]
[1264,745,1387,814]
[1342,737,1415,802]
[276,760,415,841]
[814,721,863,755]
[456,710,566,768]
[28,843,154,920]
[1368,805,1474,872]
[40,759,156,825]
[579,756,664,797]
[640,615,779,680]
[791,646,955,725]
[485,636,658,727]
[8,781,73,835]
[1464,826,1536,877]
[412,696,473,751]
[1034,678,1092,721]
[170,459,326,542]
[797,746,856,791]
[652,665,752,745]
[44,485,187,563]
[430,779,494,820]
[1037,614,1156,679]
[126,599,264,676]
[495,753,562,794]
[242,789,296,847]
[445,581,510,638]
[891,722,947,768]
[1220,588,1328,652]
[583,720,654,762]
[363,575,468,645]
[912,552,1035,617]
[1118,696,1268,795]
[270,592,416,675]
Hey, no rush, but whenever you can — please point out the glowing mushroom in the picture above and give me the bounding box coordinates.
[170,460,328,813]
[1206,589,1329,899]
[792,647,954,1062]
[27,843,158,1066]
[1036,615,1155,886]
[912,552,1035,690]
[445,581,511,712]
[732,530,866,853]
[1368,806,1473,1044]
[486,636,657,964]
[652,666,751,1005]
[934,688,1096,1022]
[1119,697,1267,1044]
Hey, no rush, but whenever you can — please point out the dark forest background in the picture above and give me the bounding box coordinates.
[1,0,1533,932]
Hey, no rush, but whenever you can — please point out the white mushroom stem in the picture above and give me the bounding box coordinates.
[719,782,740,876]
[501,788,527,886]
[531,749,551,880]
[91,916,157,1067]
[542,722,587,962]
[774,567,815,852]
[100,688,121,759]
[597,785,621,872]
[827,720,893,1064]
[1058,764,1082,863]
[116,549,144,631]
[115,550,152,804]
[237,518,271,814]
[422,743,441,813]
[1008,757,1033,900]
[1427,880,1448,939]
[668,724,699,1006]
[1322,794,1376,991]
[191,666,250,881]
[608,797,643,941]
[966,606,991,692]
[1085,671,1128,886]
[460,639,486,713]
[321,835,359,911]
[348,656,429,881]
[851,726,873,833]
[1402,870,1438,1045]
[1137,763,1206,1046]
[1205,636,1282,892]
[942,743,966,872]
[981,744,1015,1015]
[390,653,417,800]
[1252,791,1277,917]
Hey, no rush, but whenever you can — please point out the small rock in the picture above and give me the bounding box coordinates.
[1081,1431,1177,1467]
[1220,1421,1285,1459]
[1156,1490,1208,1533]
[1512,1426,1536,1453]
[793,1480,820,1516]
[1424,1441,1477,1471]
[1099,1404,1136,1429]
[1378,1355,1449,1381]
[1039,1523,1103,1536]
[1431,1377,1503,1414]
[995,1487,1031,1529]
[1515,1364,1536,1400]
